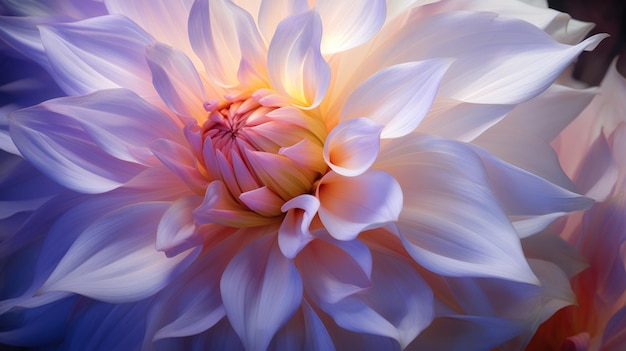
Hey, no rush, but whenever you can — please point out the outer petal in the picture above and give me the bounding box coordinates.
[316,0,386,54]
[316,170,403,241]
[376,135,538,283]
[145,42,208,122]
[296,234,372,304]
[354,11,605,104]
[38,202,200,303]
[341,59,451,139]
[38,15,154,96]
[58,300,149,351]
[9,89,182,193]
[188,0,266,88]
[267,10,330,108]
[144,236,246,347]
[323,118,383,177]
[318,246,433,348]
[221,235,303,351]
[270,301,336,351]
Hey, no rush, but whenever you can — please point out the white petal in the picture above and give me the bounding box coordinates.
[417,99,512,142]
[341,59,452,139]
[377,135,538,283]
[278,194,319,258]
[296,234,372,304]
[156,195,203,257]
[188,0,266,87]
[145,42,208,121]
[318,246,433,348]
[39,15,154,96]
[324,118,383,177]
[267,10,330,108]
[316,0,386,54]
[362,11,606,104]
[105,0,199,64]
[39,202,200,303]
[316,170,403,241]
[258,0,308,43]
[221,235,303,351]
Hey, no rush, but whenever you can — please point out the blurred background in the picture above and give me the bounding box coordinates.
[549,0,626,84]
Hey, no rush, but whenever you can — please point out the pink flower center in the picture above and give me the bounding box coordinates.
[195,92,328,225]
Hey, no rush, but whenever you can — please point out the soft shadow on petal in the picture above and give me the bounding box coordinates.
[341,59,452,139]
[146,42,208,122]
[221,235,303,351]
[316,169,403,241]
[316,0,386,54]
[278,194,319,258]
[377,135,538,283]
[269,301,336,351]
[39,15,154,96]
[258,0,308,44]
[324,118,383,177]
[267,10,330,108]
[188,0,266,88]
[156,195,204,257]
[38,202,200,303]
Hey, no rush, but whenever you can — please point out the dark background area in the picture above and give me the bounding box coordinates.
[549,0,626,84]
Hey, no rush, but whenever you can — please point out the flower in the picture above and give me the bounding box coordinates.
[0,0,604,350]
[529,59,626,351]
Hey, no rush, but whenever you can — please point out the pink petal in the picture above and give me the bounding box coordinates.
[323,118,383,177]
[193,181,274,227]
[316,0,386,54]
[150,138,208,194]
[38,202,200,303]
[316,170,403,241]
[221,235,303,351]
[145,42,208,122]
[278,194,319,258]
[38,15,154,96]
[267,10,330,108]
[188,0,266,87]
[341,59,452,139]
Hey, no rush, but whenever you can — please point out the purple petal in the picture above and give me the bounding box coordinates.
[221,235,303,351]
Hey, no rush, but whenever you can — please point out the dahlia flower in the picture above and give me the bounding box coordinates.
[529,59,626,351]
[0,0,604,349]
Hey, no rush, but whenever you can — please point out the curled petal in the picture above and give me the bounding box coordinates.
[193,181,274,227]
[156,195,204,258]
[39,202,200,303]
[267,10,330,108]
[316,170,403,241]
[341,59,452,139]
[221,235,303,351]
[278,194,319,258]
[324,118,383,177]
[316,0,386,54]
[189,0,266,87]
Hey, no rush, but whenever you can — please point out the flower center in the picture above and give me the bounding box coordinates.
[197,92,328,226]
